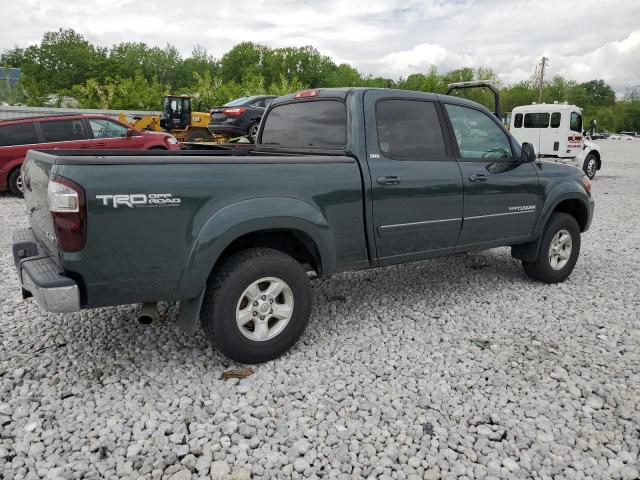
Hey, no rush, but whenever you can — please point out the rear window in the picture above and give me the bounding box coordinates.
[40,119,89,143]
[0,122,38,147]
[260,100,346,148]
[524,113,550,128]
[224,96,251,107]
[513,113,523,128]
[375,99,446,159]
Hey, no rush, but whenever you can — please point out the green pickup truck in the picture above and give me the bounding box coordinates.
[13,88,594,363]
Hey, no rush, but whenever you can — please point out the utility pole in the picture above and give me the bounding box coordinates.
[538,56,548,103]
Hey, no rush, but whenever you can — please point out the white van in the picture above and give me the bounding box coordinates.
[510,103,602,179]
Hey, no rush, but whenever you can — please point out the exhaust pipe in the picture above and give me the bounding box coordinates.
[137,302,158,324]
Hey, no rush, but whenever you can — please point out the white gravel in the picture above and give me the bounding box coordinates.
[1,141,639,479]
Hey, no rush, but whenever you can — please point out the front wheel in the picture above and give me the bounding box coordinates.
[522,212,581,283]
[200,248,312,363]
[583,153,598,179]
[8,168,24,197]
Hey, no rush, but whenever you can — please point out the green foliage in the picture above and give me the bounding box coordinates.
[2,29,639,132]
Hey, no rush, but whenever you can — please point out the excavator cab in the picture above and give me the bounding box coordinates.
[160,95,192,131]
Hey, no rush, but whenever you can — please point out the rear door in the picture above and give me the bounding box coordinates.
[443,102,542,247]
[35,118,92,150]
[364,90,464,265]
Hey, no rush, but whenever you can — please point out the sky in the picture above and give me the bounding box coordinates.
[1,0,639,93]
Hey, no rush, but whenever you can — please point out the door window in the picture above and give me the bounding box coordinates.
[375,99,446,159]
[0,122,38,146]
[40,119,89,143]
[550,112,561,128]
[570,112,582,132]
[445,104,513,159]
[89,119,128,139]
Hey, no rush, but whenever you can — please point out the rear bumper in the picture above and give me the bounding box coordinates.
[208,124,247,136]
[12,228,81,313]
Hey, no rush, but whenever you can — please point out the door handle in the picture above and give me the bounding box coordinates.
[469,174,488,182]
[376,176,401,186]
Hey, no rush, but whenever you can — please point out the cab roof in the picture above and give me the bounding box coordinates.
[512,103,581,113]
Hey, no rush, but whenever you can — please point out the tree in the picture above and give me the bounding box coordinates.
[580,80,616,107]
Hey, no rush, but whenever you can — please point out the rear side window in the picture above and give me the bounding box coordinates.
[550,112,561,128]
[40,119,89,142]
[513,113,523,128]
[524,113,550,128]
[260,100,346,148]
[570,112,582,132]
[0,122,38,147]
[375,99,446,159]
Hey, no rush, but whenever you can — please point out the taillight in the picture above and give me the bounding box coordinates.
[47,175,86,252]
[223,107,246,116]
[295,89,320,99]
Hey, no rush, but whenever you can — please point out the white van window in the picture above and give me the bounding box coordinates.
[524,113,550,128]
[570,112,582,133]
[550,112,561,128]
[514,113,523,128]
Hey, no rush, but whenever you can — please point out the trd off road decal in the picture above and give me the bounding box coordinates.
[95,193,182,208]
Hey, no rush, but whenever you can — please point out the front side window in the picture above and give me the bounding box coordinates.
[445,104,513,159]
[260,100,346,148]
[40,119,89,143]
[89,119,128,139]
[513,113,523,128]
[550,112,561,128]
[570,112,582,133]
[524,113,550,128]
[0,122,38,147]
[375,99,446,159]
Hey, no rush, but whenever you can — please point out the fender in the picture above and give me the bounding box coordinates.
[575,140,602,169]
[174,196,336,300]
[512,181,591,262]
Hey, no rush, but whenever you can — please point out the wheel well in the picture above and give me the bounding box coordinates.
[216,229,322,274]
[553,199,589,231]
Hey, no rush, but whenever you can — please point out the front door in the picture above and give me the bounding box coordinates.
[364,90,464,265]
[443,102,543,247]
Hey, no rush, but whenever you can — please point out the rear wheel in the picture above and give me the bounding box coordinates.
[522,213,580,283]
[583,153,598,179]
[200,248,312,363]
[8,168,23,197]
[247,122,259,140]
[186,128,213,142]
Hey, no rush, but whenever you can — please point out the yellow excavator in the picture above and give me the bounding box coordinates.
[119,95,216,142]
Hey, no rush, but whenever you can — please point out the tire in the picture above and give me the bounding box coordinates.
[583,153,598,179]
[522,212,581,283]
[186,128,213,142]
[247,122,259,140]
[8,168,24,197]
[200,248,312,363]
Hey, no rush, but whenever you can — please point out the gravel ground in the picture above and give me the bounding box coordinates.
[1,141,639,480]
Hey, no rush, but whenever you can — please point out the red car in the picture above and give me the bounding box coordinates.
[0,113,180,195]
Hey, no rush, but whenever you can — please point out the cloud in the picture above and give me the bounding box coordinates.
[1,0,639,92]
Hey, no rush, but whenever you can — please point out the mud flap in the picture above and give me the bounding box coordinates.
[176,288,206,335]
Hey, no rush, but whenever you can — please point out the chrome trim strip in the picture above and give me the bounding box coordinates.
[379,217,462,236]
[465,210,537,220]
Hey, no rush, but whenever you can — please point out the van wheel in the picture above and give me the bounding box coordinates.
[583,153,598,179]
[200,248,312,363]
[8,169,24,197]
[522,213,580,283]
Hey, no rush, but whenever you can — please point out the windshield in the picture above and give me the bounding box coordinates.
[224,96,252,107]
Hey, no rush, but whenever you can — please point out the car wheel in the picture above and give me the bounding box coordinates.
[186,128,213,142]
[8,168,24,197]
[583,153,598,179]
[248,122,259,140]
[522,212,581,284]
[200,247,312,364]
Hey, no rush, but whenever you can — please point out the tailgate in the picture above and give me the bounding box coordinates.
[21,150,59,257]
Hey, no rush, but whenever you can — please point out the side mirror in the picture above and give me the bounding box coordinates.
[521,142,537,163]
[127,127,141,137]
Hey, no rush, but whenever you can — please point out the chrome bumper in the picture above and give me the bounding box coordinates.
[12,228,81,313]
